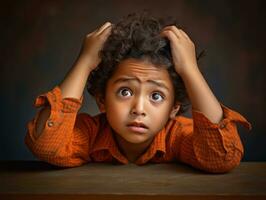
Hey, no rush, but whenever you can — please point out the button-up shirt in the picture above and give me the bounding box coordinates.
[25,86,252,173]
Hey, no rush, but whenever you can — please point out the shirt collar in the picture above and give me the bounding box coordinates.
[135,126,167,165]
[91,119,129,164]
[91,114,171,165]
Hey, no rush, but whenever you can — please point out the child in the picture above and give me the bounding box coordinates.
[25,12,252,174]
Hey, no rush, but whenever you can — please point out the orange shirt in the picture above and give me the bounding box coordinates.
[25,86,252,173]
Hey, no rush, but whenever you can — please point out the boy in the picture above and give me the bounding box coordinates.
[25,12,251,173]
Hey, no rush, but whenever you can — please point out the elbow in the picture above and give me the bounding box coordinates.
[202,160,241,174]
[25,133,88,168]
[45,156,87,168]
[25,138,83,168]
[32,149,86,168]
[192,130,244,174]
[25,134,57,162]
[197,149,243,174]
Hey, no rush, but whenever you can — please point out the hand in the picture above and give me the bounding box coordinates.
[160,26,198,75]
[78,22,112,70]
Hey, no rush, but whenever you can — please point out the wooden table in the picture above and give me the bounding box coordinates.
[0,161,265,200]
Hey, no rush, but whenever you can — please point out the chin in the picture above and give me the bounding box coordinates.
[123,134,151,144]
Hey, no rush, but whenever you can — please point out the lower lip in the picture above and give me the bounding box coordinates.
[127,126,148,134]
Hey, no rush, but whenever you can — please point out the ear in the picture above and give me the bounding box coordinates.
[169,103,180,119]
[95,94,106,113]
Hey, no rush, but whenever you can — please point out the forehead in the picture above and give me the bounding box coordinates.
[108,58,172,84]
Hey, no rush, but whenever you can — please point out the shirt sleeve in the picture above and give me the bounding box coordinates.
[24,86,97,167]
[177,103,252,174]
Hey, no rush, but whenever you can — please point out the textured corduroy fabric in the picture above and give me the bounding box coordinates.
[25,86,252,173]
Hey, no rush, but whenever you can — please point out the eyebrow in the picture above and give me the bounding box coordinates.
[113,76,170,92]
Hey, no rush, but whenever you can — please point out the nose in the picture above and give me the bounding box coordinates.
[130,96,146,117]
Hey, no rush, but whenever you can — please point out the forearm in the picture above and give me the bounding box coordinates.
[180,65,223,124]
[59,56,94,99]
[33,21,111,139]
[35,57,93,138]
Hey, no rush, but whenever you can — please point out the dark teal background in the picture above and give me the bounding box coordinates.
[1,1,265,161]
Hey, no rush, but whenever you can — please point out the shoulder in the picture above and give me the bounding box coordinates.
[173,115,193,128]
[166,115,194,152]
[76,112,102,125]
[167,115,194,136]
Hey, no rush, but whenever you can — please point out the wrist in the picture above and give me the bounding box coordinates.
[76,54,98,71]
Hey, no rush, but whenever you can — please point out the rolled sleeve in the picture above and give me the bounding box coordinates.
[190,103,252,173]
[25,86,86,167]
[34,86,83,113]
[27,85,83,139]
[192,103,252,131]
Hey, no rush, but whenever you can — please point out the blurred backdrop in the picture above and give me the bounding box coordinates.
[1,0,265,161]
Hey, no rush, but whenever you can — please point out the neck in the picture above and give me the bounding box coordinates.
[113,131,153,163]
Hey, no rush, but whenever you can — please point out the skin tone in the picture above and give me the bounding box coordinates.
[160,26,223,123]
[34,20,224,164]
[96,23,223,163]
[96,58,180,162]
[35,22,113,138]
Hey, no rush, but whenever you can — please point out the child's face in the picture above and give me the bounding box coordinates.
[98,58,180,146]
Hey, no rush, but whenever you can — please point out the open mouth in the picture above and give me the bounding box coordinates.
[127,122,148,133]
[127,122,148,129]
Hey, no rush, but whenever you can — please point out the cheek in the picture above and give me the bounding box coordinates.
[151,101,172,114]
[105,100,130,130]
[105,96,129,116]
[109,103,128,114]
[149,104,173,122]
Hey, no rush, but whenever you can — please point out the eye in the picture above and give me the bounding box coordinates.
[117,88,132,97]
[150,92,164,102]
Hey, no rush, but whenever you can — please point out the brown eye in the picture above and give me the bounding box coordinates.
[151,92,164,102]
[118,88,132,97]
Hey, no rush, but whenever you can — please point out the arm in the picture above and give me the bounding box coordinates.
[25,22,112,167]
[162,26,252,173]
[35,22,112,138]
[161,26,222,123]
[34,57,94,139]
[179,66,223,123]
[173,105,251,173]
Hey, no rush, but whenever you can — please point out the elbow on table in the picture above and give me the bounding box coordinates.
[26,143,88,168]
[45,157,88,168]
[198,150,243,174]
[36,151,89,168]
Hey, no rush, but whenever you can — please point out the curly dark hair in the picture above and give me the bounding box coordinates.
[87,11,205,116]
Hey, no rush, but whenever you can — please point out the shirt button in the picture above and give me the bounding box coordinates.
[219,123,226,129]
[47,120,54,127]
